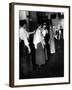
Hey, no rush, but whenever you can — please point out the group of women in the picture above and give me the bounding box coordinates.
[19,20,56,75]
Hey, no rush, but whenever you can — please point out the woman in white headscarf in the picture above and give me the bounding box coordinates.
[33,24,45,69]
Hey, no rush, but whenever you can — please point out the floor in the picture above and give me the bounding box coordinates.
[19,39,64,79]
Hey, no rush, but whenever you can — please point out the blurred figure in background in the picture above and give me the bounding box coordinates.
[57,24,64,48]
[42,22,49,61]
[48,25,55,54]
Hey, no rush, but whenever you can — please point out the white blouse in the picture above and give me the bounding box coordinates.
[19,27,29,47]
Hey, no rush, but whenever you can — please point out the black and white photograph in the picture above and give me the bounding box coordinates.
[19,11,64,79]
[9,3,70,87]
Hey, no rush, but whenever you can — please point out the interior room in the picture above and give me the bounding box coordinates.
[19,10,64,79]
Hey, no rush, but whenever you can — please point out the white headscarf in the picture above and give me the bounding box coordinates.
[33,28,45,49]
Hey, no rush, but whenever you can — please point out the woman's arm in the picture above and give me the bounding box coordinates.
[28,31,35,35]
[46,29,48,33]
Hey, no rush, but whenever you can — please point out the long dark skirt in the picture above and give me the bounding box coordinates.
[35,42,45,66]
[19,40,29,78]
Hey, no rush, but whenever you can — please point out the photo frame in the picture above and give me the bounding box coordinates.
[9,2,70,87]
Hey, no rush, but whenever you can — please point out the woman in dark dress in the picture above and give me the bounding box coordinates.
[42,23,49,61]
[19,20,31,78]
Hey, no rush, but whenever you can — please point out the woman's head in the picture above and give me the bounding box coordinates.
[37,24,42,30]
[42,22,47,29]
[19,19,27,29]
[49,25,52,30]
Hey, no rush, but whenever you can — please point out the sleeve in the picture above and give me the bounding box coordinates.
[33,33,37,49]
[19,28,24,40]
[20,28,29,47]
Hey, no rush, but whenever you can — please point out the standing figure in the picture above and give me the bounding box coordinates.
[57,25,63,49]
[49,25,55,54]
[33,24,45,70]
[42,23,48,61]
[19,20,31,77]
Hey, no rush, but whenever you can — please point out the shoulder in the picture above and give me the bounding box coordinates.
[20,27,24,32]
[20,28,24,36]
[35,28,41,33]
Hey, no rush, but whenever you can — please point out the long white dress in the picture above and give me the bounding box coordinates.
[49,30,55,54]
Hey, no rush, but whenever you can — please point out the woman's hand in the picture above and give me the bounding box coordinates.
[28,47,31,54]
